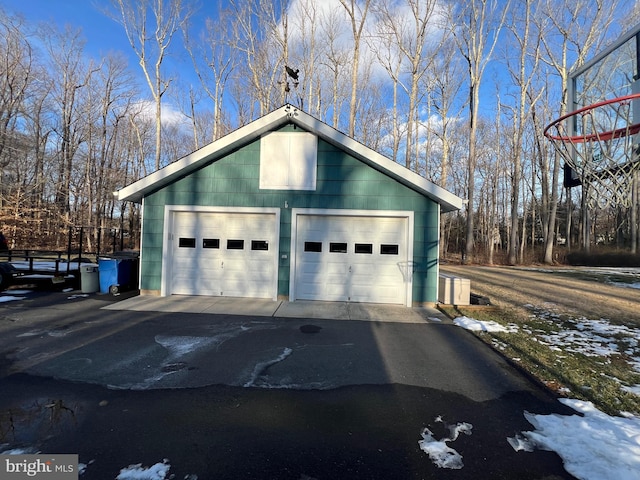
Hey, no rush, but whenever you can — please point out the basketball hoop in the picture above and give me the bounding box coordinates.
[544,93,640,209]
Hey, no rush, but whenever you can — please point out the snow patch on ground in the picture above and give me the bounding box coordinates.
[453,316,518,333]
[155,335,218,358]
[457,301,640,398]
[0,295,25,303]
[522,303,640,394]
[67,294,88,300]
[0,445,40,454]
[455,292,640,478]
[521,266,640,288]
[536,316,640,358]
[243,347,293,387]
[418,416,472,469]
[510,399,640,480]
[609,280,640,290]
[115,460,171,480]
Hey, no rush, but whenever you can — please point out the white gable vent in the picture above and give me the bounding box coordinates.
[260,131,317,190]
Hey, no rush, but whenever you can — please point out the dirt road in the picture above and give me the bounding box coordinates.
[440,264,640,326]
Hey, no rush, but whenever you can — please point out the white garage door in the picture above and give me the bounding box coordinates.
[169,211,277,298]
[294,214,410,304]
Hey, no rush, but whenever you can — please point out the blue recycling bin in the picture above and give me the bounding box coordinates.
[99,257,136,294]
[98,258,118,294]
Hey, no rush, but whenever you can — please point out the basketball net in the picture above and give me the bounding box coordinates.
[544,93,640,209]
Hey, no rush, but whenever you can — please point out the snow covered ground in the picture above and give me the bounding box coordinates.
[453,310,640,480]
[418,416,473,469]
[114,460,174,480]
[0,289,30,303]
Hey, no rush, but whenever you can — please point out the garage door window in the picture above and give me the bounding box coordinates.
[227,239,245,250]
[304,241,322,252]
[329,242,348,253]
[179,237,196,248]
[355,243,373,254]
[251,240,269,251]
[380,244,399,255]
[203,238,220,249]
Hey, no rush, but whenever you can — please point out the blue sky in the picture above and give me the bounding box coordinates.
[1,0,133,58]
[0,0,220,81]
[1,0,219,118]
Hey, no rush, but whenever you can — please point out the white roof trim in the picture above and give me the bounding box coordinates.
[115,104,463,212]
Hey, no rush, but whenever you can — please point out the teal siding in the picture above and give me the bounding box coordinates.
[141,132,441,303]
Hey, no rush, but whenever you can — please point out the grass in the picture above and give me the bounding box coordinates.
[439,304,640,416]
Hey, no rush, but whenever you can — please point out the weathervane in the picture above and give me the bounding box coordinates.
[280,65,303,109]
[285,65,299,84]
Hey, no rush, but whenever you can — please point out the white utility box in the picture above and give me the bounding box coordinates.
[438,274,470,305]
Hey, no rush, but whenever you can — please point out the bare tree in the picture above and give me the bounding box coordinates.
[503,0,544,264]
[454,0,510,263]
[23,72,52,222]
[226,0,290,119]
[372,0,441,171]
[339,0,372,138]
[422,36,466,258]
[108,0,195,171]
[287,0,322,115]
[425,38,465,190]
[539,0,622,254]
[318,5,351,129]
[352,64,386,149]
[182,8,237,143]
[0,10,32,170]
[41,25,96,219]
[368,23,405,163]
[85,54,138,240]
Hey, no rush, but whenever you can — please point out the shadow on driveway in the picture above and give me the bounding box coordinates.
[0,290,576,479]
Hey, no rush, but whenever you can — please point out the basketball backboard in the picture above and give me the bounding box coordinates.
[570,23,640,118]
[546,23,640,208]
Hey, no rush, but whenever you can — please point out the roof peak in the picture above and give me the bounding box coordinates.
[115,106,463,212]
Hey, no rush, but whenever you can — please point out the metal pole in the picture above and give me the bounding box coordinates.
[97,227,101,260]
[632,172,638,254]
[66,227,72,274]
[79,226,84,262]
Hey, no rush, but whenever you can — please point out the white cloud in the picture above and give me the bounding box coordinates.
[285,0,450,82]
[130,100,190,129]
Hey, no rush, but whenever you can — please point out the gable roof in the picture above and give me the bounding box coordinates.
[115,104,463,212]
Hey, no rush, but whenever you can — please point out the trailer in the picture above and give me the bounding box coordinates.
[0,226,139,293]
[0,250,88,291]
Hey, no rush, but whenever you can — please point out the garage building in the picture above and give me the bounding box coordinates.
[116,105,463,306]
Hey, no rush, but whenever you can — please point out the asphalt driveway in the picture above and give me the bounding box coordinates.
[0,288,576,479]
